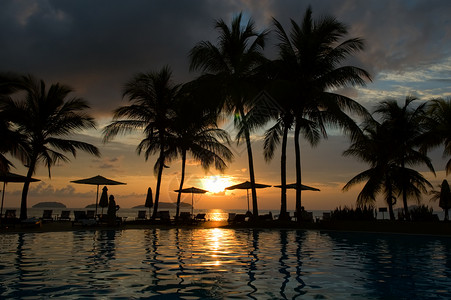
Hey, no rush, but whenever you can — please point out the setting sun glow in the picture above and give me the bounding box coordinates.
[201,175,235,194]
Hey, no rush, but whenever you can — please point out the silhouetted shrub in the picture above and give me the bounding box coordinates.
[409,205,438,222]
[330,205,376,221]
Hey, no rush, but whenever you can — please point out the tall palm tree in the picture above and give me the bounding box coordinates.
[165,93,233,220]
[189,13,269,217]
[343,119,432,220]
[103,66,178,219]
[421,98,451,174]
[272,6,371,220]
[374,96,435,220]
[430,179,451,221]
[3,74,99,220]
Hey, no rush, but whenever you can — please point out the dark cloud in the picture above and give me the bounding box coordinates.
[1,0,450,117]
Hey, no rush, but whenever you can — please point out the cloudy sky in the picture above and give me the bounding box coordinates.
[2,0,451,212]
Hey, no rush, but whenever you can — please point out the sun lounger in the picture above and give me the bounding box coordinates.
[41,210,54,222]
[232,214,247,224]
[58,210,71,221]
[227,213,236,224]
[194,213,206,222]
[86,210,96,220]
[136,210,147,220]
[156,210,172,224]
[73,210,97,226]
[178,212,192,224]
[5,209,16,219]
[2,209,19,226]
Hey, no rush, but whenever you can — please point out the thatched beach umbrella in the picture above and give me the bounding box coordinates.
[225,181,271,213]
[0,172,40,218]
[70,175,126,216]
[173,186,207,215]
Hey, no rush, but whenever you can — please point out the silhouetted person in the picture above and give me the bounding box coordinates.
[107,195,120,226]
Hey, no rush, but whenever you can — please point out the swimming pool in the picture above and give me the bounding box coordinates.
[0,229,450,299]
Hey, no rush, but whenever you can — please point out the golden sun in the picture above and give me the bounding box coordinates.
[201,175,235,194]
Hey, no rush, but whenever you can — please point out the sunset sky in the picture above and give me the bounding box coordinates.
[1,0,451,212]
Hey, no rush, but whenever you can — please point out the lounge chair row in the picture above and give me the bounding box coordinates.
[134,210,207,224]
[1,209,74,222]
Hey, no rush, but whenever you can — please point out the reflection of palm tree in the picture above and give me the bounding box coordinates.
[278,230,290,299]
[189,13,269,217]
[294,231,306,297]
[4,75,99,220]
[166,95,233,220]
[103,67,178,219]
[272,6,370,220]
[246,229,259,299]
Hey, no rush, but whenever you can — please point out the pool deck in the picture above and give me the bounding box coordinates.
[1,218,451,236]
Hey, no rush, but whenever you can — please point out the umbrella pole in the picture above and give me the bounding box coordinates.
[95,185,99,216]
[246,189,250,212]
[0,182,5,220]
[191,192,194,216]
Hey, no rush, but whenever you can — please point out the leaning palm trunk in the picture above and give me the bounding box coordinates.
[175,150,187,221]
[294,123,302,222]
[239,107,258,217]
[20,159,36,220]
[279,125,289,220]
[152,148,165,220]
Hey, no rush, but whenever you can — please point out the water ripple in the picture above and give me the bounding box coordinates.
[0,229,450,299]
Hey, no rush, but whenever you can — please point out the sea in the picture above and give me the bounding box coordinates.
[2,207,447,221]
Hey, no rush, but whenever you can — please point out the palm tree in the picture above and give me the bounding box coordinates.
[0,72,28,174]
[343,119,398,219]
[3,74,99,220]
[272,6,371,220]
[189,13,269,217]
[430,179,451,221]
[165,93,233,220]
[374,96,435,220]
[421,98,451,174]
[103,66,178,220]
[343,119,432,220]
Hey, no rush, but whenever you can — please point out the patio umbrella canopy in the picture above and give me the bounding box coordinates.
[174,186,207,215]
[225,181,271,212]
[99,186,109,214]
[70,175,126,215]
[274,183,320,191]
[0,172,40,218]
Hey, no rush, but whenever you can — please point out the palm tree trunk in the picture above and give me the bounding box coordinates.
[388,196,395,221]
[401,160,410,221]
[239,106,258,217]
[20,159,36,220]
[175,150,187,221]
[279,125,289,220]
[294,123,302,223]
[152,147,165,220]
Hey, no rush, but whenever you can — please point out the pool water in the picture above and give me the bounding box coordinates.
[0,229,450,299]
